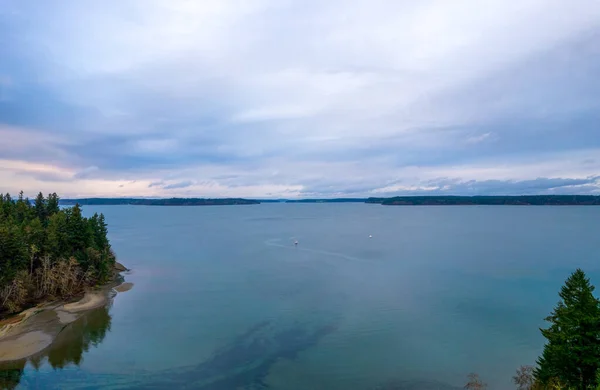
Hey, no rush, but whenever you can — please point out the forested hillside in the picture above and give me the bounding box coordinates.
[0,192,115,315]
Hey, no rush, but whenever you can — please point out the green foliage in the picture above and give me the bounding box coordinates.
[535,269,600,389]
[46,192,60,216]
[0,192,115,314]
[0,366,24,390]
[0,224,28,284]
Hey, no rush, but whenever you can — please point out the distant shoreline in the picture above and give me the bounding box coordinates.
[60,198,260,206]
[60,195,600,206]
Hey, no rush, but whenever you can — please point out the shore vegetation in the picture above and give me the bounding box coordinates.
[0,192,115,316]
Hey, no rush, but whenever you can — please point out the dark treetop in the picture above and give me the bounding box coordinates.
[0,192,115,315]
[535,269,600,389]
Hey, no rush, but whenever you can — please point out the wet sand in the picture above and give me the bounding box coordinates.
[114,262,129,272]
[0,331,53,361]
[0,265,131,363]
[114,282,134,293]
[56,310,78,324]
[63,292,108,313]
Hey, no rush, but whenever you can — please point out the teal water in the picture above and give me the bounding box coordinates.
[3,204,600,389]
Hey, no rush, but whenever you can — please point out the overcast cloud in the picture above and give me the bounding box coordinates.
[1,0,599,198]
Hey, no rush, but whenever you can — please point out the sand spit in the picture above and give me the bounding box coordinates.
[62,292,107,313]
[0,331,54,361]
[114,262,129,272]
[0,263,130,362]
[114,282,134,293]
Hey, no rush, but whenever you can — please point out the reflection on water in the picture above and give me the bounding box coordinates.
[0,305,112,389]
[370,380,461,390]
[13,320,339,390]
[0,313,461,390]
[0,369,21,390]
[134,321,338,389]
[5,205,598,389]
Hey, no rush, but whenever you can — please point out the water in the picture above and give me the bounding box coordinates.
[3,204,600,389]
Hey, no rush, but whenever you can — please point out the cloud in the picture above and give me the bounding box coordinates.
[1,0,600,197]
[73,166,99,179]
[371,176,600,196]
[465,132,493,145]
[163,181,194,190]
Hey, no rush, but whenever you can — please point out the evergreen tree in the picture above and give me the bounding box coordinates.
[34,192,47,223]
[46,212,69,260]
[47,192,60,216]
[66,204,88,253]
[1,191,117,314]
[97,213,109,248]
[1,193,15,222]
[535,269,600,389]
[14,191,30,223]
[0,224,28,284]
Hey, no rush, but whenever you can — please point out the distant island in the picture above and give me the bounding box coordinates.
[60,198,260,206]
[366,195,600,205]
[56,195,600,206]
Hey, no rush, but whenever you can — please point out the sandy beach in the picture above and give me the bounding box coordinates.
[114,282,134,293]
[0,294,106,363]
[0,331,54,361]
[62,292,108,313]
[0,264,130,363]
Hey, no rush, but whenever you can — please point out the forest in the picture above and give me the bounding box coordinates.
[0,192,115,315]
[367,195,600,205]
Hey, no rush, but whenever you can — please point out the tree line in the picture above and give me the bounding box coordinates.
[0,192,115,314]
[367,195,600,206]
[466,269,600,389]
[60,197,260,206]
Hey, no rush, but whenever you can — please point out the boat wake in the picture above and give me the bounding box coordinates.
[264,238,365,262]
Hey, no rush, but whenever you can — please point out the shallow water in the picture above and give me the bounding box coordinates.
[3,204,600,389]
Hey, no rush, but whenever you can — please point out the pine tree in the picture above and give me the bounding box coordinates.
[97,213,109,248]
[67,204,87,251]
[46,212,68,260]
[0,224,28,284]
[15,191,30,223]
[34,192,47,224]
[535,269,600,389]
[47,193,60,216]
[1,191,117,314]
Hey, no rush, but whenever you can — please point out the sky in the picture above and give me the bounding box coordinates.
[0,0,599,199]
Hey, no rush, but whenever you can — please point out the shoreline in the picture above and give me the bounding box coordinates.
[0,263,131,363]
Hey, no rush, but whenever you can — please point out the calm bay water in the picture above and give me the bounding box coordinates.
[5,204,600,389]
